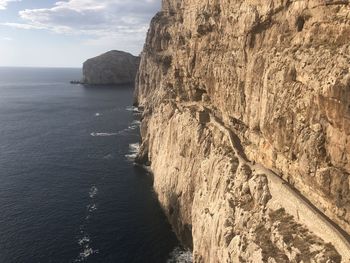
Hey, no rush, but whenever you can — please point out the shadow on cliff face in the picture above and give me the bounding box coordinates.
[168,192,194,250]
[132,164,194,254]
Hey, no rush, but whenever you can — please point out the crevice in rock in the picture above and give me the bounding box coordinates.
[296,16,305,32]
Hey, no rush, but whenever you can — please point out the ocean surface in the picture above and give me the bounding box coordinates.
[0,67,192,263]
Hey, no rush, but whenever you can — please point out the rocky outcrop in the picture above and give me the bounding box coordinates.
[135,0,350,262]
[83,50,140,85]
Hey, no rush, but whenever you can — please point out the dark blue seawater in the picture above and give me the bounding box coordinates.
[0,67,190,263]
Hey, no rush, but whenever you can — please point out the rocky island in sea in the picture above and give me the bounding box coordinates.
[81,50,140,85]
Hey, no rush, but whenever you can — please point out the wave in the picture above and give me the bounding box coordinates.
[127,120,141,131]
[90,132,118,137]
[103,154,114,160]
[89,186,98,198]
[75,230,99,262]
[125,142,140,161]
[167,247,193,263]
[126,106,142,113]
[75,185,100,262]
[87,204,97,213]
[130,120,141,127]
[91,120,141,138]
[78,236,90,246]
[131,120,141,125]
[79,247,98,259]
[76,245,99,262]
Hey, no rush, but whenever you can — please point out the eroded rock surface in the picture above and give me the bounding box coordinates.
[135,0,350,262]
[83,50,140,85]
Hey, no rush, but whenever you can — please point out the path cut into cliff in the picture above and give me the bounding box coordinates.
[135,0,350,261]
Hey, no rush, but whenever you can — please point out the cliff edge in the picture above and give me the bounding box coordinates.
[135,0,350,262]
[83,50,140,85]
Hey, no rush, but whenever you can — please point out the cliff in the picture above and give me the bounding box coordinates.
[135,0,350,262]
[82,50,140,85]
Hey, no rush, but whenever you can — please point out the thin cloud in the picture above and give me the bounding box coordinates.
[10,0,160,35]
[0,0,20,10]
[1,22,45,30]
[0,0,161,55]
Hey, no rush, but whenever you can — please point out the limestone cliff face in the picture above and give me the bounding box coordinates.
[83,50,140,85]
[135,0,350,262]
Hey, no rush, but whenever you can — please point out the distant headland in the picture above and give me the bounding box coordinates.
[71,50,140,86]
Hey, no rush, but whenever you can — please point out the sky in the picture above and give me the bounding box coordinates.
[0,0,161,67]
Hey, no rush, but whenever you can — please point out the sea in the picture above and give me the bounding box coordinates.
[0,67,192,263]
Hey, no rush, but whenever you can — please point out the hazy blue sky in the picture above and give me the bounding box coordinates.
[0,0,161,67]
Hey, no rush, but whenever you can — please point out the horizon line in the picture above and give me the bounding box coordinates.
[0,66,82,69]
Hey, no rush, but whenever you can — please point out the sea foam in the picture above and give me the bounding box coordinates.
[125,142,140,160]
[126,106,142,113]
[90,132,118,137]
[167,247,193,263]
[89,186,98,198]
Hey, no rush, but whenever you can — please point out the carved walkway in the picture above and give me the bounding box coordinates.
[208,112,350,262]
